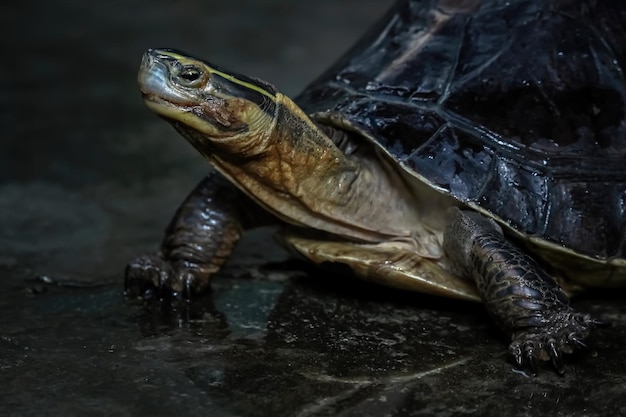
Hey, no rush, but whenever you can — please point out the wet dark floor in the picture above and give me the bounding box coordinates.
[2,1,626,416]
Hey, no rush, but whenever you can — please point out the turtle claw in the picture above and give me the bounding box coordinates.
[527,353,539,376]
[511,344,524,368]
[124,253,207,301]
[547,339,565,375]
[589,318,611,328]
[513,340,539,375]
[569,335,588,350]
[509,311,605,375]
[125,254,171,300]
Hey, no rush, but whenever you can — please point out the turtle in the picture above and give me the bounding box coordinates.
[126,0,626,374]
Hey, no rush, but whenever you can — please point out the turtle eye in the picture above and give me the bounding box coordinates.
[177,66,204,87]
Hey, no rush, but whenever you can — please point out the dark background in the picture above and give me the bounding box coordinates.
[1,1,626,416]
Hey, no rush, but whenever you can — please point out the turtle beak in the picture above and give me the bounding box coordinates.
[138,48,199,106]
[138,49,171,96]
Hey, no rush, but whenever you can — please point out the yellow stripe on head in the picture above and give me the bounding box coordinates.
[152,48,277,102]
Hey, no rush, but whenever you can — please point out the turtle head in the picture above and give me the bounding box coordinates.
[137,50,420,243]
[138,48,278,158]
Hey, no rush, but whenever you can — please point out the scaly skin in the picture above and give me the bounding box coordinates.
[125,172,246,299]
[444,208,603,374]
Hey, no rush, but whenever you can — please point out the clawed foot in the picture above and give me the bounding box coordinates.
[124,253,209,301]
[509,311,608,375]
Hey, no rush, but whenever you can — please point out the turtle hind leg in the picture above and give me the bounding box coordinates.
[443,207,605,374]
[125,172,249,300]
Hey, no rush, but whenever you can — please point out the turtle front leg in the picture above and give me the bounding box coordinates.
[443,207,603,374]
[125,172,251,300]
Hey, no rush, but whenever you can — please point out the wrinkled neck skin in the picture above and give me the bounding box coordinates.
[206,93,433,250]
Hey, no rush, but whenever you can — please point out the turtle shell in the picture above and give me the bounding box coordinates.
[296,0,626,265]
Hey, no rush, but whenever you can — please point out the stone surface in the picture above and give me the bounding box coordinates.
[1,1,626,416]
